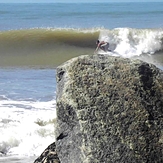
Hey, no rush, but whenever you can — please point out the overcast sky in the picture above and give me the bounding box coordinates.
[0,0,162,3]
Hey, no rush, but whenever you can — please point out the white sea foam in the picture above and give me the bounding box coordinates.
[99,28,163,57]
[0,99,56,157]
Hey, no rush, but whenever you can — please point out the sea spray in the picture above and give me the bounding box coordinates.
[98,28,163,57]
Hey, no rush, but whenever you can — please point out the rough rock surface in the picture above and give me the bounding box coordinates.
[34,54,163,163]
[34,142,60,163]
[55,54,163,163]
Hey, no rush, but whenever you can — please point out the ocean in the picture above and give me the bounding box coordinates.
[0,2,163,163]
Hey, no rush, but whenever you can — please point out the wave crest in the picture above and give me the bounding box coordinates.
[0,27,163,67]
[99,28,163,57]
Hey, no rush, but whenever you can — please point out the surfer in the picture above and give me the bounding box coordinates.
[95,40,110,52]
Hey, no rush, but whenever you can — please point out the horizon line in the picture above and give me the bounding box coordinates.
[0,1,162,3]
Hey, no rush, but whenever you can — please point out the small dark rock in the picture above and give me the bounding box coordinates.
[34,142,60,163]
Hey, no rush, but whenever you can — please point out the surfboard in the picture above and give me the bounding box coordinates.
[97,49,120,57]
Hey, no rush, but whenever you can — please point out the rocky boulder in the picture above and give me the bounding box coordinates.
[34,54,163,163]
[55,54,163,163]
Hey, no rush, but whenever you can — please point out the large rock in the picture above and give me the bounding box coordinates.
[55,54,163,163]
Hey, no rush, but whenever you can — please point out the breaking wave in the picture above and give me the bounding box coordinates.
[99,28,163,57]
[0,27,163,67]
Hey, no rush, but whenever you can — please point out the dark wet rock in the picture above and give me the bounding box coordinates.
[34,142,60,163]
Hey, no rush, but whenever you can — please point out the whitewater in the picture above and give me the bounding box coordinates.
[0,69,57,162]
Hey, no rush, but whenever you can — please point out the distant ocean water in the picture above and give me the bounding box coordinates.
[0,2,163,162]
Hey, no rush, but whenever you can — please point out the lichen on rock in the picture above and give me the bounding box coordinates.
[55,54,163,163]
[34,54,163,163]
